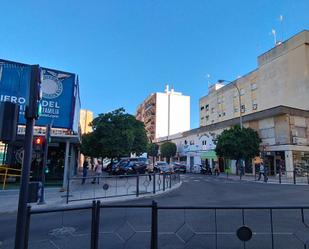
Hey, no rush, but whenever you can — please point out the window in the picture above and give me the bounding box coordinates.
[206,115,209,121]
[200,106,204,111]
[252,99,258,110]
[222,112,226,116]
[241,105,246,113]
[205,104,209,111]
[234,107,238,113]
[251,83,257,90]
[201,117,204,120]
[211,107,215,113]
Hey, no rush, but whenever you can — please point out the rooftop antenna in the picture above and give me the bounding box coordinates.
[271,29,277,46]
[279,14,284,43]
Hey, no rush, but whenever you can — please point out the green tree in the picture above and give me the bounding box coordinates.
[147,143,159,166]
[81,108,148,161]
[160,142,177,163]
[215,126,261,169]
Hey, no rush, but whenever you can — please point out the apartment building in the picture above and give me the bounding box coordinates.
[157,30,309,175]
[80,109,93,134]
[136,85,190,141]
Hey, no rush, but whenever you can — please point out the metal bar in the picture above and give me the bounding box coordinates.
[2,168,8,190]
[279,167,282,184]
[151,200,158,249]
[169,174,172,188]
[215,209,218,249]
[136,174,139,197]
[153,173,156,194]
[66,176,70,204]
[307,171,309,185]
[94,201,101,249]
[24,206,31,249]
[91,201,96,249]
[270,209,274,249]
[163,173,166,191]
[30,203,94,214]
[293,169,296,184]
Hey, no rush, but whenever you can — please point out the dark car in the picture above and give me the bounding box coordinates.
[112,158,148,175]
[171,162,187,173]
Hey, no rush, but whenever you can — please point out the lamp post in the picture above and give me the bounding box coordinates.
[218,79,243,130]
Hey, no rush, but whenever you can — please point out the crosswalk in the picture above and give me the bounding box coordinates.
[181,174,253,184]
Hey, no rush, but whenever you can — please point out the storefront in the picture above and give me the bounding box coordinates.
[0,59,81,188]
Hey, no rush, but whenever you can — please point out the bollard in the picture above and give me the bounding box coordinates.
[279,167,282,184]
[293,170,296,185]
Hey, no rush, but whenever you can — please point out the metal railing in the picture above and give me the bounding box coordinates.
[66,173,181,203]
[23,201,309,249]
[0,165,33,190]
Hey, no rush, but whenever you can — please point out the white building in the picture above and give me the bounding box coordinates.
[136,85,190,141]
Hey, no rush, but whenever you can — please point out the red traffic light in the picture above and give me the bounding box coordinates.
[34,137,44,145]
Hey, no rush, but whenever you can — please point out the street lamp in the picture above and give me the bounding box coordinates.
[217,79,243,130]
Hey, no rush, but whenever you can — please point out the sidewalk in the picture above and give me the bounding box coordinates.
[216,173,309,185]
[0,175,182,214]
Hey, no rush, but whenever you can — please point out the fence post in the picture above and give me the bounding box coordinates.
[24,205,31,249]
[151,200,158,249]
[169,174,172,188]
[307,171,309,185]
[279,167,282,184]
[91,200,97,249]
[293,169,296,185]
[94,201,101,249]
[153,173,156,194]
[163,173,166,191]
[66,176,70,204]
[136,174,140,197]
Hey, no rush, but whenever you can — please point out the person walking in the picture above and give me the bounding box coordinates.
[92,160,103,184]
[147,161,154,181]
[239,160,245,180]
[82,159,89,184]
[258,162,268,182]
[214,162,220,176]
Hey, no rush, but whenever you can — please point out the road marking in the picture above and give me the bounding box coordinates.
[193,180,200,182]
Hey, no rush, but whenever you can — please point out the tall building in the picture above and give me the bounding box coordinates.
[136,85,190,141]
[80,109,93,134]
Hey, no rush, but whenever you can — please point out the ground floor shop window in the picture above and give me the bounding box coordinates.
[293,151,309,176]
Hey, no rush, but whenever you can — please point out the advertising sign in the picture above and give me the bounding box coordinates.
[0,60,77,129]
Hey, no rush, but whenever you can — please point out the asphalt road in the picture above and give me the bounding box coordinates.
[1,174,309,249]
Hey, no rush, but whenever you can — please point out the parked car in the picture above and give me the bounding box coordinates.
[171,162,187,173]
[155,161,173,174]
[112,157,148,175]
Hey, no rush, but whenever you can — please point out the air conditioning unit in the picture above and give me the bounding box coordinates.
[252,104,258,110]
[292,137,298,144]
[241,105,245,113]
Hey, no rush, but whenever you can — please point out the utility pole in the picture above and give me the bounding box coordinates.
[15,65,42,249]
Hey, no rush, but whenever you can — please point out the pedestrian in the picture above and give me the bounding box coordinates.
[258,162,268,182]
[239,160,245,179]
[147,161,154,181]
[214,162,220,176]
[82,158,89,184]
[92,160,102,184]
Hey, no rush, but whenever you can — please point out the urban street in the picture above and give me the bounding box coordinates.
[1,174,309,249]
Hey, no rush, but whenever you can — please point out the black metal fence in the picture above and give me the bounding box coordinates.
[66,173,181,203]
[24,202,309,249]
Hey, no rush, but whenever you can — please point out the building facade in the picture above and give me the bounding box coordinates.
[0,59,81,188]
[80,109,93,134]
[158,30,309,175]
[136,85,190,141]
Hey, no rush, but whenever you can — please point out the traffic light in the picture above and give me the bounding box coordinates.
[33,136,45,152]
[25,65,42,119]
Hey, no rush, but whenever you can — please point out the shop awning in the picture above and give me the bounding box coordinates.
[201,150,218,160]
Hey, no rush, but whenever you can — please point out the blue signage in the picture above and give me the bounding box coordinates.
[0,60,79,129]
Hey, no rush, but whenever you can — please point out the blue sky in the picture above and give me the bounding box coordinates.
[0,0,308,129]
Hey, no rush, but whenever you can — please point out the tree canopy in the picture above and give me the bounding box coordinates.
[147,143,159,158]
[215,126,261,161]
[160,142,177,163]
[81,108,148,159]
